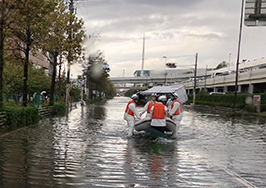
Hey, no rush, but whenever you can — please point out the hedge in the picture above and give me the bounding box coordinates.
[53,102,67,115]
[187,93,266,112]
[3,106,39,129]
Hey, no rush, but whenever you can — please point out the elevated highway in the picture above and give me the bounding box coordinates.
[110,68,266,94]
[184,68,266,94]
[110,74,194,85]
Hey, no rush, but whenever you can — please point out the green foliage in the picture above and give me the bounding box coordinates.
[4,106,39,129]
[85,97,105,104]
[28,66,51,94]
[4,100,17,107]
[214,61,228,70]
[245,105,257,112]
[125,89,139,97]
[70,85,81,102]
[3,62,51,94]
[53,102,66,115]
[84,52,116,99]
[188,93,266,112]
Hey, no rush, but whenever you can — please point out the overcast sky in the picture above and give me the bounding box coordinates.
[72,0,266,77]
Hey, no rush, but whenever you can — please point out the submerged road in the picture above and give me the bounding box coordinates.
[0,97,266,188]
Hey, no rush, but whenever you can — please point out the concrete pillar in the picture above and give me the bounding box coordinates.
[224,86,228,93]
[213,87,217,92]
[248,84,254,94]
[238,85,242,93]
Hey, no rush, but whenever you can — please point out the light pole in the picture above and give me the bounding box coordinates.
[228,53,231,71]
[163,56,167,85]
[233,0,244,111]
[162,53,198,106]
[192,53,198,107]
[204,65,208,92]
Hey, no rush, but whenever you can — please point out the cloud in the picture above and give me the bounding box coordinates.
[75,0,266,77]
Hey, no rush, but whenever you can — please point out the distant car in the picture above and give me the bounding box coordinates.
[209,92,225,95]
[212,72,224,77]
[238,69,247,73]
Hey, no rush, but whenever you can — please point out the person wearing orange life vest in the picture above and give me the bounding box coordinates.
[168,92,183,126]
[150,95,168,133]
[140,93,158,119]
[124,94,141,136]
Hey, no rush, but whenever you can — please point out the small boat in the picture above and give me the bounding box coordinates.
[134,117,177,137]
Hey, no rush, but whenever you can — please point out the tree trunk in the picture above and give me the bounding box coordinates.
[23,45,29,107]
[49,52,58,106]
[58,54,62,101]
[0,26,4,108]
[23,29,32,107]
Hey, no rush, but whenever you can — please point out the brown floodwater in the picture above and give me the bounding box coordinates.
[0,97,266,188]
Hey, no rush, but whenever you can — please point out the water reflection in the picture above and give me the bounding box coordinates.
[124,138,178,187]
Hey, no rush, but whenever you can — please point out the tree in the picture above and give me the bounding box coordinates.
[3,61,51,95]
[10,0,56,106]
[83,51,115,99]
[0,0,18,107]
[42,0,69,105]
[42,0,85,105]
[65,9,86,105]
[214,61,228,70]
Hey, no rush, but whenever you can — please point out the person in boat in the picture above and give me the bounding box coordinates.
[124,94,141,136]
[166,96,174,111]
[167,92,183,126]
[150,95,168,133]
[139,93,158,118]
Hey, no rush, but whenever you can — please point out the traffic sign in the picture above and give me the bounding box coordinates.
[245,0,266,26]
[81,86,85,91]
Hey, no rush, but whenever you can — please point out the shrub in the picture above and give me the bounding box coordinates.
[4,106,39,129]
[53,102,66,115]
[188,93,266,112]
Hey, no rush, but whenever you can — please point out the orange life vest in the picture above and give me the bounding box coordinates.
[125,100,136,116]
[147,101,155,114]
[152,103,165,119]
[171,100,183,115]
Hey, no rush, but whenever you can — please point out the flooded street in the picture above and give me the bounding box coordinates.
[0,97,266,188]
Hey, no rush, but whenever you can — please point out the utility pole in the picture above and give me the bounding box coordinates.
[192,53,198,107]
[163,56,167,85]
[233,0,244,111]
[204,64,207,92]
[141,34,145,77]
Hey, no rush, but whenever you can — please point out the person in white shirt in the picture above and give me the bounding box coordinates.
[124,94,140,136]
[140,93,157,119]
[167,92,183,126]
[150,95,168,133]
[166,97,173,112]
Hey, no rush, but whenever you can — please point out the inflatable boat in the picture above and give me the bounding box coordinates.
[134,117,177,137]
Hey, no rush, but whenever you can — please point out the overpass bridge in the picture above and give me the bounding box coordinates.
[184,68,266,94]
[110,74,194,85]
[110,67,266,94]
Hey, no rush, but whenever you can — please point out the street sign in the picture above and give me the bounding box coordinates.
[81,86,85,91]
[245,0,266,26]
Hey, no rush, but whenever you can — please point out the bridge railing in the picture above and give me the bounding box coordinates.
[184,68,266,89]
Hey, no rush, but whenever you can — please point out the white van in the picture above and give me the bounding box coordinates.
[212,72,224,78]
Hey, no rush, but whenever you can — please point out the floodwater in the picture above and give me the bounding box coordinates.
[0,97,266,188]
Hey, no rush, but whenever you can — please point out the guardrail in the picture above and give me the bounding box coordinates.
[184,68,266,89]
[0,111,6,127]
[38,106,54,117]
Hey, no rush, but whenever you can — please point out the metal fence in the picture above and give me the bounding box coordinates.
[3,94,55,108]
